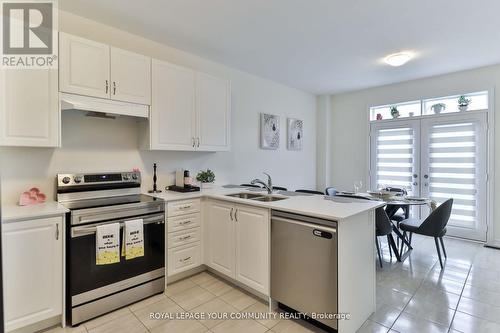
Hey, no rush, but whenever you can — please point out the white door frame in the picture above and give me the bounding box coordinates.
[419,112,488,241]
[369,118,421,197]
[368,89,494,243]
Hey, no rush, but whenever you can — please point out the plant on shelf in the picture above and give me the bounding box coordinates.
[431,103,446,114]
[458,95,472,111]
[390,106,400,118]
[196,169,215,189]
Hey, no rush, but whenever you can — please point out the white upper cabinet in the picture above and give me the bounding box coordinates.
[59,33,151,105]
[59,32,110,99]
[110,47,151,105]
[150,59,196,150]
[0,68,59,147]
[149,60,231,151]
[196,72,231,151]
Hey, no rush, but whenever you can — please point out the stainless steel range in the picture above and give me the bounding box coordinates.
[57,172,165,326]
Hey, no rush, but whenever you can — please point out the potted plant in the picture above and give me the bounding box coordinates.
[458,95,471,112]
[390,106,400,119]
[431,103,446,114]
[196,169,215,189]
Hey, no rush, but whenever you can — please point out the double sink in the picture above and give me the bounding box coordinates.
[226,192,288,202]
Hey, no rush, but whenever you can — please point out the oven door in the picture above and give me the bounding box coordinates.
[69,213,165,303]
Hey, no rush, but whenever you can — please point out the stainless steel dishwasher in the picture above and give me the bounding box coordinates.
[271,211,338,330]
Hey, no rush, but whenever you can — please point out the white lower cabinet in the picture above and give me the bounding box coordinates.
[206,201,235,277]
[2,217,63,332]
[206,200,270,295]
[168,242,201,276]
[167,199,202,277]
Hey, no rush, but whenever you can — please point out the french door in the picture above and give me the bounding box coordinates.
[370,112,488,241]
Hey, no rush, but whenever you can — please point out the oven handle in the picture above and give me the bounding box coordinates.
[71,213,165,238]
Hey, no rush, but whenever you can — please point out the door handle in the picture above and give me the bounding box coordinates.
[105,80,109,93]
[413,174,418,178]
[229,208,234,221]
[234,209,238,222]
[196,137,200,148]
[272,216,337,234]
[413,182,418,186]
[424,174,429,179]
[178,235,192,241]
[192,137,195,148]
[179,256,192,262]
[56,223,59,240]
[113,81,116,95]
[179,220,192,225]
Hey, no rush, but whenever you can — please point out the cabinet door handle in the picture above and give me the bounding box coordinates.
[196,137,200,148]
[56,224,60,240]
[179,204,192,210]
[179,235,192,241]
[105,80,109,94]
[180,256,192,262]
[230,208,234,221]
[234,209,238,222]
[179,220,192,225]
[192,137,195,148]
[113,81,116,95]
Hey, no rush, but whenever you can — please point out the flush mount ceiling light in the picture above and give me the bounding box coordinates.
[384,52,413,67]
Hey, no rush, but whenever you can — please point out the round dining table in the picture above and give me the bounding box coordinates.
[334,192,434,261]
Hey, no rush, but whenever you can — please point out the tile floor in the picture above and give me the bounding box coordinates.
[42,271,324,333]
[42,235,500,333]
[360,234,500,333]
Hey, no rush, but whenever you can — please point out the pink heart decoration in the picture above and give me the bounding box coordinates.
[36,193,46,203]
[19,192,32,206]
[18,188,47,206]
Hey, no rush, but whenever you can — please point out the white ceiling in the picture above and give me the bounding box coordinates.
[60,0,500,95]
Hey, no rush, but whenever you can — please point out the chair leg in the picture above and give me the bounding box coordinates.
[375,236,383,268]
[439,237,447,258]
[409,232,413,246]
[388,234,401,262]
[387,235,393,258]
[400,231,407,258]
[434,237,443,269]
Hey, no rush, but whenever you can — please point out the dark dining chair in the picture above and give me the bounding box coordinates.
[375,207,398,268]
[295,189,324,195]
[325,187,338,196]
[399,198,453,269]
[273,186,288,191]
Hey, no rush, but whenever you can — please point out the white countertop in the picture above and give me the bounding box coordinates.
[0,187,383,222]
[148,186,384,221]
[1,201,69,222]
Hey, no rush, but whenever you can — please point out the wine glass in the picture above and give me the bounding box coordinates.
[353,180,363,194]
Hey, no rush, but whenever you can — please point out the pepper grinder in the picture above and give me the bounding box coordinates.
[148,163,162,193]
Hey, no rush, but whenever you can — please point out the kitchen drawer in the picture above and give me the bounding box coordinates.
[167,199,201,217]
[168,213,201,233]
[168,242,201,276]
[168,227,201,249]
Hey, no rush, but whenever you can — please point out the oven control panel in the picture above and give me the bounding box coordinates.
[57,172,141,187]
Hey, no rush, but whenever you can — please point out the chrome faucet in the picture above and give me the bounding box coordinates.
[251,172,273,194]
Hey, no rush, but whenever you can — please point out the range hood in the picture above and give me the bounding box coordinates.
[60,93,149,118]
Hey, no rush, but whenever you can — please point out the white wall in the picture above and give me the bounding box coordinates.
[0,11,316,204]
[321,64,500,244]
